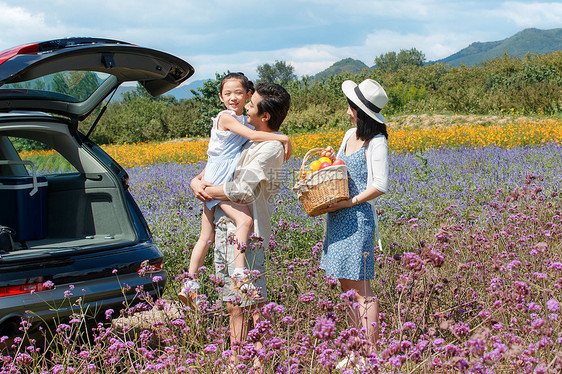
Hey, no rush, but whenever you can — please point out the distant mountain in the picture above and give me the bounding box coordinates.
[313,58,370,80]
[114,28,561,99]
[434,28,562,66]
[311,28,562,80]
[164,79,206,100]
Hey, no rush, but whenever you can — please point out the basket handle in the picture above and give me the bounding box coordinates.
[299,147,326,177]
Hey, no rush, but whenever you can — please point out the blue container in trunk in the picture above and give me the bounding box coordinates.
[0,176,48,242]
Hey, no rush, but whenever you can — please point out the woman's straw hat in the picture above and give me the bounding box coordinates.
[342,79,388,124]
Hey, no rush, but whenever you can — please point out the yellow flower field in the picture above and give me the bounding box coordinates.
[21,117,561,168]
[390,117,561,153]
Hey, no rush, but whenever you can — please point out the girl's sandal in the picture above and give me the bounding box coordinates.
[230,276,264,302]
[178,280,202,309]
[178,289,199,308]
[336,352,366,370]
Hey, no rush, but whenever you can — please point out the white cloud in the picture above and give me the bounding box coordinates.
[501,2,562,28]
[1,0,558,82]
[0,4,52,45]
[363,30,481,61]
[0,4,34,23]
[184,43,369,81]
[290,46,337,61]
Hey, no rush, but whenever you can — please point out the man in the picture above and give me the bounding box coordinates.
[190,82,291,348]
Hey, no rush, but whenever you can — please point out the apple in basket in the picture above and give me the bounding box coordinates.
[332,158,345,166]
[318,161,331,170]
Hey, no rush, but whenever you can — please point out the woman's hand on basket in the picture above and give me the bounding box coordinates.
[320,146,336,162]
[316,198,354,214]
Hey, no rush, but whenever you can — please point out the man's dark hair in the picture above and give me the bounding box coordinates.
[255,82,291,131]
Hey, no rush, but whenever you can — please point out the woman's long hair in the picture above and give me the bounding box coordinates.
[348,99,388,142]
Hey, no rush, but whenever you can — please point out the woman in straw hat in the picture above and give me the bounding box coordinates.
[318,79,389,352]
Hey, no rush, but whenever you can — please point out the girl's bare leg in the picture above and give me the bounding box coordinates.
[188,205,215,275]
[179,205,215,305]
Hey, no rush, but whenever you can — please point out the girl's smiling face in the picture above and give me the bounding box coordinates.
[219,78,251,115]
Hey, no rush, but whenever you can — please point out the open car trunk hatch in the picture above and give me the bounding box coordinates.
[0,37,194,120]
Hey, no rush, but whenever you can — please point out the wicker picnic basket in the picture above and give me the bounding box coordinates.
[293,148,349,217]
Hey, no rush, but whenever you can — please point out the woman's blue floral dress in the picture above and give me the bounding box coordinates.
[320,147,375,280]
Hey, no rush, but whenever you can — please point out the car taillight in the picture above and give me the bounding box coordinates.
[0,43,39,65]
[0,282,52,297]
[137,261,164,277]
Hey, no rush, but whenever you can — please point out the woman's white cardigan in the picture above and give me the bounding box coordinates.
[336,128,389,250]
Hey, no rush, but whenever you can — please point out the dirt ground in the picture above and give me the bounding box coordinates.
[162,114,542,145]
[386,114,533,129]
[112,302,187,334]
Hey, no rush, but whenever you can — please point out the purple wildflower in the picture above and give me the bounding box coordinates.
[42,280,54,289]
[203,344,218,353]
[403,321,416,330]
[452,322,470,336]
[531,318,545,329]
[546,299,560,312]
[527,302,541,312]
[433,338,445,347]
[151,275,162,283]
[300,292,315,303]
[312,317,336,340]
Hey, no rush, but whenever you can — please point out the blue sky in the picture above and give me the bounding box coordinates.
[0,0,560,83]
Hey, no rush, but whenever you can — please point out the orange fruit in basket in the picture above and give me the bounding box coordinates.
[318,156,332,165]
[309,160,322,171]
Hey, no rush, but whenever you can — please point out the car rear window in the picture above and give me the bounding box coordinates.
[7,137,77,175]
[0,71,112,103]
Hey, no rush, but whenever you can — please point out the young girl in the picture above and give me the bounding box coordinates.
[179,72,291,306]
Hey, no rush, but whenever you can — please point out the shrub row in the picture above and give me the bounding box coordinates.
[81,51,562,144]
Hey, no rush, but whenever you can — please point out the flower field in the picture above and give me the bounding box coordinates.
[3,117,562,373]
[108,117,561,166]
[20,116,561,167]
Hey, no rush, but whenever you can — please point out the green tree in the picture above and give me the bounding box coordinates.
[257,60,297,86]
[375,51,398,72]
[51,71,100,101]
[189,73,225,136]
[122,83,152,101]
[122,83,177,104]
[375,48,425,72]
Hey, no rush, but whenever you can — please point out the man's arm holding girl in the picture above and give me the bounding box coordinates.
[219,113,292,160]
